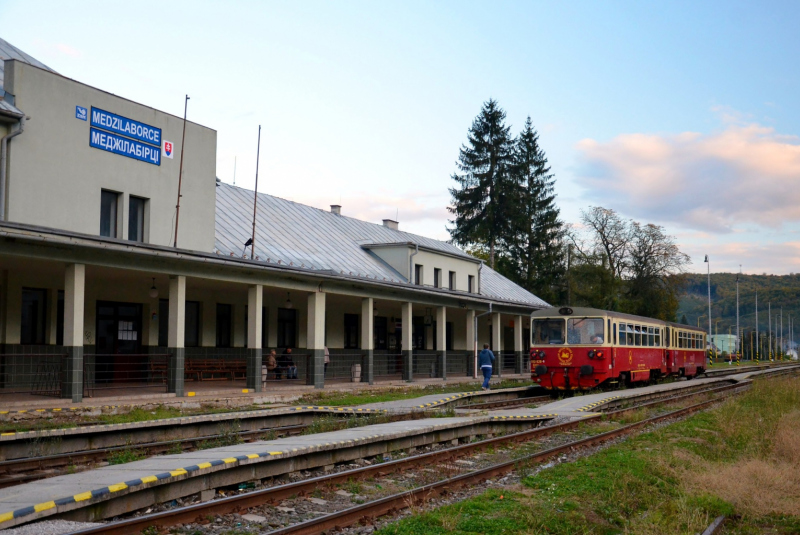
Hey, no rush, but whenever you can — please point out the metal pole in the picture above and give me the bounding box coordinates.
[173,94,190,248]
[755,292,759,362]
[769,302,772,361]
[251,125,262,260]
[736,268,740,354]
[705,256,711,363]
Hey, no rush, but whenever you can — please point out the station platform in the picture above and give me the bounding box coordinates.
[0,373,529,418]
[1,364,797,529]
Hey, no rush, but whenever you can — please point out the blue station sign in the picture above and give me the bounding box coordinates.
[90,127,161,166]
[90,107,162,147]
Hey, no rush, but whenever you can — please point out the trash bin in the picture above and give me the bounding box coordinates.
[351,363,362,383]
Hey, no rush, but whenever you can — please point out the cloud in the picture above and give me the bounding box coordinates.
[575,118,800,233]
[681,239,800,275]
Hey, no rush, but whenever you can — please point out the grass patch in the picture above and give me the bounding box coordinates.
[302,412,397,435]
[377,375,800,535]
[197,420,244,449]
[297,380,536,407]
[108,443,147,465]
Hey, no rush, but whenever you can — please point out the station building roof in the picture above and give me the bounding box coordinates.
[215,182,549,308]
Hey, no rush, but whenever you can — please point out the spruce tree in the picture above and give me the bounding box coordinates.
[510,117,565,303]
[448,99,515,269]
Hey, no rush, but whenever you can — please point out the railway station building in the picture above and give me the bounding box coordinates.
[0,38,547,402]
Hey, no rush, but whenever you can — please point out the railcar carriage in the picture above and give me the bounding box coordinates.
[529,307,707,390]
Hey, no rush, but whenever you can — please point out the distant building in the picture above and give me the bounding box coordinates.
[710,334,738,353]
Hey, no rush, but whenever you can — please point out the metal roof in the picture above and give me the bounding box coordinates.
[215,182,549,308]
[0,37,56,89]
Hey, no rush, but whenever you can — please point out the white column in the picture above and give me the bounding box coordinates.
[63,264,85,401]
[492,312,502,377]
[436,306,446,379]
[514,314,524,374]
[466,309,476,378]
[307,292,326,388]
[168,275,186,396]
[248,285,263,391]
[401,301,413,381]
[361,297,374,384]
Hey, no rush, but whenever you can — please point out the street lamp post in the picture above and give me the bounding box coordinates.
[705,255,711,365]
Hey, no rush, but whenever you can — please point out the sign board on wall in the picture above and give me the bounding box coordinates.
[87,107,162,166]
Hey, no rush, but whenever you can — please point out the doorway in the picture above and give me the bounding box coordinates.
[95,301,143,383]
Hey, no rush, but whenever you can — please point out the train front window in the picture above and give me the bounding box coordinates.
[533,319,565,344]
[567,318,604,344]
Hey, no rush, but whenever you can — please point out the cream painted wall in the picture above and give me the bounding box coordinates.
[369,247,410,280]
[3,61,217,252]
[412,249,479,293]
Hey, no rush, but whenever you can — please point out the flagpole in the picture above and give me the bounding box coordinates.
[173,94,190,248]
[251,125,261,260]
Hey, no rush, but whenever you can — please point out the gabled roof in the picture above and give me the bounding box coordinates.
[215,182,549,308]
[0,37,56,89]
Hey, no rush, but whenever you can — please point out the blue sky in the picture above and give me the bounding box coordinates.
[3,0,800,273]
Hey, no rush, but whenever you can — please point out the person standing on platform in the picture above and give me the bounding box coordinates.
[479,343,495,390]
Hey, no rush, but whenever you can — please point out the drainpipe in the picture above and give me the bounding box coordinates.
[0,116,26,221]
[473,303,492,378]
[478,261,483,294]
[408,243,419,284]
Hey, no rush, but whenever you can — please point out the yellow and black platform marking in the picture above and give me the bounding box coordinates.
[575,395,621,413]
[413,391,481,409]
[0,406,95,416]
[490,413,557,420]
[292,406,389,413]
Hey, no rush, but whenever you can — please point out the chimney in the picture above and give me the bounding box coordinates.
[330,204,341,215]
[382,219,399,231]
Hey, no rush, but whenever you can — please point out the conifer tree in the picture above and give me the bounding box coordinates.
[510,117,565,303]
[448,99,515,269]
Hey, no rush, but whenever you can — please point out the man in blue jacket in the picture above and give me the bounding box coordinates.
[479,343,495,390]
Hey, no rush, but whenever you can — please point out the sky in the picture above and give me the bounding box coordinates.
[3,0,800,274]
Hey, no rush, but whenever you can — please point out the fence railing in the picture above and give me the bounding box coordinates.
[83,354,170,397]
[0,353,67,397]
[413,351,440,379]
[324,353,367,382]
[261,353,308,383]
[373,352,404,379]
[501,350,517,373]
[446,351,471,377]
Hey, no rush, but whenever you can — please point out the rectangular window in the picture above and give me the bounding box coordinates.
[128,196,146,242]
[634,325,642,346]
[655,328,661,347]
[414,264,423,285]
[158,299,169,346]
[344,313,359,349]
[533,319,565,345]
[446,322,454,351]
[626,324,635,345]
[20,288,47,345]
[56,290,64,346]
[448,271,456,290]
[100,190,119,238]
[185,301,200,348]
[412,316,426,350]
[468,275,475,293]
[567,317,604,345]
[216,304,232,348]
[277,308,297,348]
[618,323,625,345]
[648,327,655,347]
[433,268,441,288]
[374,316,388,350]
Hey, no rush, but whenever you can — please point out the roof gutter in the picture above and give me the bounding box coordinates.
[0,115,25,221]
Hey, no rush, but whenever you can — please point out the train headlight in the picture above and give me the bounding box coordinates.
[595,350,605,359]
[538,350,546,359]
[587,350,595,359]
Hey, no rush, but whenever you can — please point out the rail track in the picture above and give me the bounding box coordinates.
[65,377,756,535]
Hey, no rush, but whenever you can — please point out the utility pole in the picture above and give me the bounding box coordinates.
[769,302,772,361]
[250,125,262,260]
[705,256,712,360]
[736,268,740,356]
[755,292,759,362]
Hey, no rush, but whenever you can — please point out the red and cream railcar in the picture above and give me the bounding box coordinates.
[529,307,707,390]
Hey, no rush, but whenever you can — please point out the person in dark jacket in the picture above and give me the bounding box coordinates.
[478,344,495,390]
[278,348,298,379]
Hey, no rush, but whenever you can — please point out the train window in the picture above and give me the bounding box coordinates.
[648,327,655,346]
[626,324,635,345]
[613,323,617,344]
[634,325,642,346]
[567,318,604,344]
[655,328,661,347]
[533,319,565,345]
[618,323,626,345]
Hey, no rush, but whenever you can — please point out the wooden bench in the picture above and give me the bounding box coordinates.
[185,359,246,381]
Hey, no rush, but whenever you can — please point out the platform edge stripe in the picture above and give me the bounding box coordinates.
[90,487,110,497]
[12,506,35,518]
[73,491,93,502]
[0,511,15,523]
[34,501,56,513]
[108,483,128,493]
[124,478,144,487]
[55,496,76,506]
